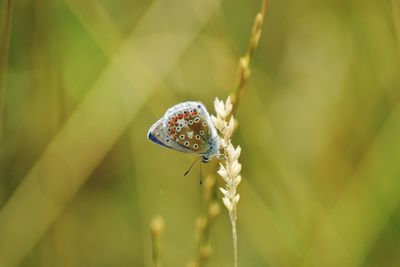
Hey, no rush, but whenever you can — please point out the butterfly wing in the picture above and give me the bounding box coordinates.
[147,118,193,153]
[163,101,217,155]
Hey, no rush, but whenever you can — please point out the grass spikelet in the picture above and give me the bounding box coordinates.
[212,96,241,267]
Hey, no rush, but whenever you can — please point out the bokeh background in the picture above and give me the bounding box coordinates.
[1,0,400,266]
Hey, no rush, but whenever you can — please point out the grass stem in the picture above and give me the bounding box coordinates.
[230,212,238,267]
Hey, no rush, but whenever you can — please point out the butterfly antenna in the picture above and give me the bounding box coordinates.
[213,126,226,142]
[184,157,201,176]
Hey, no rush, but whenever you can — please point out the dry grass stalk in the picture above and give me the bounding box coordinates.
[212,1,269,267]
[189,1,268,266]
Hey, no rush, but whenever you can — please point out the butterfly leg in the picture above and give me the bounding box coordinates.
[199,162,204,186]
[217,147,228,161]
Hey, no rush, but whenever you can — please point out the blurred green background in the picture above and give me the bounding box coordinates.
[1,0,400,266]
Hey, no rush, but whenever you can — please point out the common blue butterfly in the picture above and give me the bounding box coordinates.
[147,101,220,163]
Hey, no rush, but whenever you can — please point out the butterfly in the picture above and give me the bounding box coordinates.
[147,101,220,163]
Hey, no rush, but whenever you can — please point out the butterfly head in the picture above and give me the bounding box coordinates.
[201,136,220,163]
[201,156,210,163]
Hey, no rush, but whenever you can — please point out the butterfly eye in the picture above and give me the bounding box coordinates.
[199,130,205,135]
[194,117,200,123]
[184,141,189,146]
[188,120,193,125]
[202,122,207,127]
[193,144,199,149]
[195,135,201,140]
[179,134,185,140]
[176,127,181,132]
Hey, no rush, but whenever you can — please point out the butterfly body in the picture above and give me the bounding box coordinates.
[147,101,219,163]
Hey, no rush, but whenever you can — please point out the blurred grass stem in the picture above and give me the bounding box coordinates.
[392,0,400,55]
[231,0,268,114]
[188,176,221,267]
[150,216,165,267]
[0,0,14,148]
